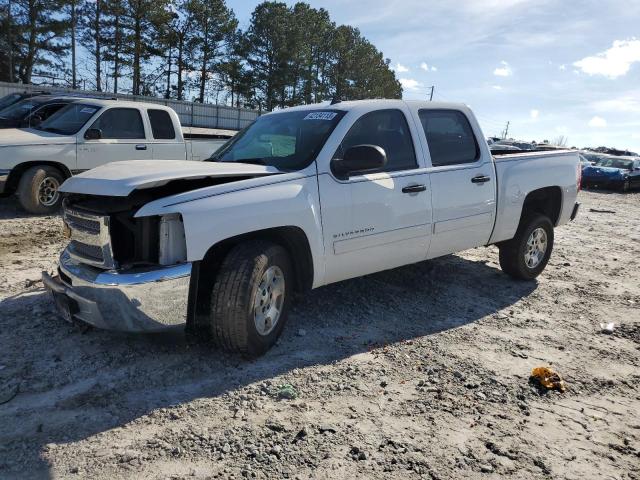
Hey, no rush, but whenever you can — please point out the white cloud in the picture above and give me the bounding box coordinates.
[530,109,539,119]
[420,62,437,72]
[493,61,512,77]
[492,85,503,90]
[395,63,410,73]
[588,116,607,128]
[592,93,640,113]
[573,39,640,78]
[559,64,566,71]
[399,78,423,91]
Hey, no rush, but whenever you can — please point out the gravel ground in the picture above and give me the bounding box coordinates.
[0,190,639,480]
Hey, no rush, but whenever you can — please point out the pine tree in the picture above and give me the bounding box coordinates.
[10,0,68,84]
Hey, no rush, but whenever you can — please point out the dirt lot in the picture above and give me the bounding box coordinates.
[0,190,639,480]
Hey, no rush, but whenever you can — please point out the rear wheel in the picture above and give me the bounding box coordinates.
[17,165,65,214]
[208,240,293,357]
[499,214,554,280]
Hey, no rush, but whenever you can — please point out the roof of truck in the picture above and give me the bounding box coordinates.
[267,99,469,114]
[67,98,175,111]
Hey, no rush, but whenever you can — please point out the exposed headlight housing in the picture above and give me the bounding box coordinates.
[158,214,187,265]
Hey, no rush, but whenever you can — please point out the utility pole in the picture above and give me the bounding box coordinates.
[429,86,434,101]
[502,121,510,139]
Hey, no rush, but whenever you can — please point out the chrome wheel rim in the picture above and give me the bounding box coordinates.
[253,266,285,336]
[38,176,60,207]
[524,227,547,269]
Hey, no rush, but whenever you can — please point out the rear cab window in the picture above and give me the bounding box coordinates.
[148,109,176,139]
[419,109,479,167]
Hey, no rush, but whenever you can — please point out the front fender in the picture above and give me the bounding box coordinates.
[135,175,326,287]
[0,144,77,171]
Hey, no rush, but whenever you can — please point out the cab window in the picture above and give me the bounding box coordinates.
[89,108,145,139]
[148,109,176,139]
[335,109,417,173]
[419,109,479,167]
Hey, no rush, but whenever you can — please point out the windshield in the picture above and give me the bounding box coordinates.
[594,157,633,169]
[36,103,101,135]
[0,98,44,120]
[211,109,346,171]
[0,93,23,111]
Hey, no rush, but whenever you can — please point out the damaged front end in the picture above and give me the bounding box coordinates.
[43,193,192,331]
[42,161,281,331]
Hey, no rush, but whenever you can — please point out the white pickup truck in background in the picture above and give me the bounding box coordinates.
[43,99,581,356]
[0,99,232,213]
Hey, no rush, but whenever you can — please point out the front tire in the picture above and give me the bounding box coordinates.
[498,214,554,280]
[622,179,630,192]
[17,165,65,214]
[209,240,293,357]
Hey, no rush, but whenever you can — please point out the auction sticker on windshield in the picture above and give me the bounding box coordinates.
[304,112,338,121]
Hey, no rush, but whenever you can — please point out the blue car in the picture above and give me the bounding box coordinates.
[582,156,640,192]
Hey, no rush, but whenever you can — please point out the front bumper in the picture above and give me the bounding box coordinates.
[42,251,192,332]
[0,169,9,194]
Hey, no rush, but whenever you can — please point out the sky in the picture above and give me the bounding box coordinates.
[231,0,640,151]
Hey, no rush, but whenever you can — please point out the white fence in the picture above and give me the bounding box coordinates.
[0,82,260,130]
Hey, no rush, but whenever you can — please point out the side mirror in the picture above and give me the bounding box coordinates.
[84,128,102,140]
[331,144,387,179]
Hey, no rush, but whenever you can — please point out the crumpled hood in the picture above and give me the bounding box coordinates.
[583,165,627,177]
[0,127,76,146]
[59,160,281,197]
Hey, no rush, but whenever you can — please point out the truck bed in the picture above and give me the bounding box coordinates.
[491,148,575,159]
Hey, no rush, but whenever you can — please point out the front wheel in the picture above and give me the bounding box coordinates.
[622,179,630,192]
[498,214,554,280]
[208,240,293,357]
[17,165,65,214]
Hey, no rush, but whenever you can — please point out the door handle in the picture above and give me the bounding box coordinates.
[471,175,491,184]
[402,184,427,194]
[135,144,147,151]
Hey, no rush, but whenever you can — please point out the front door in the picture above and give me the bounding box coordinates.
[413,108,497,259]
[77,107,152,171]
[318,108,432,285]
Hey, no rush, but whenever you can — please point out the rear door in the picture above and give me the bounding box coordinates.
[318,107,432,285]
[77,107,152,170]
[411,107,497,258]
[148,108,187,160]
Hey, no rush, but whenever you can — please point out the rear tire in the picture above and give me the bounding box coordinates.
[209,240,293,357]
[17,165,65,214]
[498,214,554,280]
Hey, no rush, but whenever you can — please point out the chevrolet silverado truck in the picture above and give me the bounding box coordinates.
[0,99,231,213]
[43,100,581,356]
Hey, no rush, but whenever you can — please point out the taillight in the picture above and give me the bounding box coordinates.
[577,163,582,192]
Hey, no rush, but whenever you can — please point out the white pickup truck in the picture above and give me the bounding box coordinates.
[43,100,581,356]
[0,99,230,213]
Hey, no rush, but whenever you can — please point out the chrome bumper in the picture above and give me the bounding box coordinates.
[42,250,192,332]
